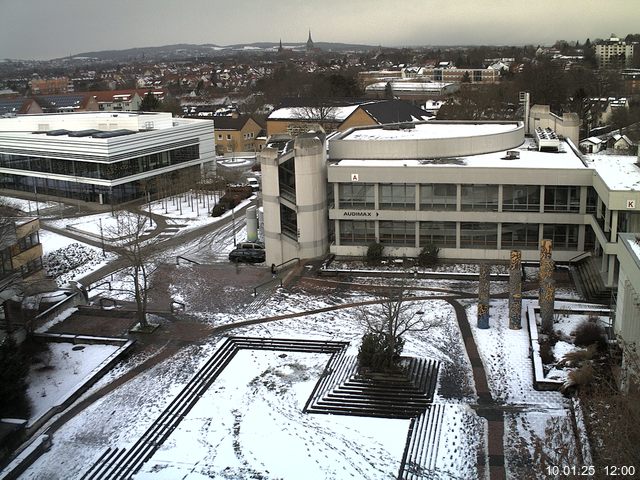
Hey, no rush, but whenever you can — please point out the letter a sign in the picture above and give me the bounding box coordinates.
[351,173,359,182]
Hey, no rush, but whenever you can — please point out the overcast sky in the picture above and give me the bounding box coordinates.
[1,0,639,60]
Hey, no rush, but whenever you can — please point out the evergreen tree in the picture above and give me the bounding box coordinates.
[139,91,161,112]
[0,336,31,418]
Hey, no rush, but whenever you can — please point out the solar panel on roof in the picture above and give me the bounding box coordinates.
[91,129,136,138]
[45,129,71,136]
[67,129,102,137]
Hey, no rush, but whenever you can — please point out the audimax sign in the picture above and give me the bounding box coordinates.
[343,211,379,217]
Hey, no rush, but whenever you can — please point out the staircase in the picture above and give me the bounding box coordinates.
[569,255,612,304]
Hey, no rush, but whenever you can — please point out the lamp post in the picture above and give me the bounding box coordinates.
[231,205,237,246]
[99,217,105,257]
[33,182,40,216]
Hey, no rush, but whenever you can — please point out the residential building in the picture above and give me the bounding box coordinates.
[0,98,43,116]
[595,35,635,68]
[260,121,640,292]
[0,112,215,205]
[213,115,264,154]
[34,93,99,113]
[89,89,167,112]
[30,77,73,95]
[266,99,433,137]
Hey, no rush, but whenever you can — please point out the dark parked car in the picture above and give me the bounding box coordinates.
[228,242,265,263]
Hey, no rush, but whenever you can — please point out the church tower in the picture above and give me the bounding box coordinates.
[306,29,315,52]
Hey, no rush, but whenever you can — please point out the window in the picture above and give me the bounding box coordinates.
[460,222,498,248]
[226,134,232,140]
[280,204,297,239]
[501,223,539,249]
[544,186,580,212]
[338,183,374,209]
[419,221,456,247]
[420,184,456,210]
[217,134,222,140]
[586,187,597,214]
[502,185,540,211]
[379,221,415,246]
[461,185,498,211]
[339,220,376,245]
[543,224,578,250]
[379,184,415,210]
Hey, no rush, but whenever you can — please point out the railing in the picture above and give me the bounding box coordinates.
[280,184,296,203]
[253,277,282,296]
[274,257,300,272]
[176,255,200,265]
[88,281,112,292]
[568,251,592,264]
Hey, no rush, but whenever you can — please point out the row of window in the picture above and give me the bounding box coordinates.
[339,220,582,250]
[337,183,592,213]
[0,145,200,181]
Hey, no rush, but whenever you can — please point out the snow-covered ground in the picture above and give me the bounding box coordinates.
[26,342,120,421]
[4,193,584,479]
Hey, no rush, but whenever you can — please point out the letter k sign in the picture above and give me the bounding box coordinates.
[351,173,359,181]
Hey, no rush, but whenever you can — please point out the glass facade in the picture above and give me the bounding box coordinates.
[339,220,375,245]
[419,221,456,247]
[502,185,540,211]
[379,184,415,210]
[338,183,375,209]
[460,222,498,248]
[0,145,199,182]
[544,186,580,212]
[280,204,297,239]
[379,221,415,246]
[420,184,456,210]
[0,165,200,204]
[543,224,579,250]
[501,223,539,248]
[461,185,498,211]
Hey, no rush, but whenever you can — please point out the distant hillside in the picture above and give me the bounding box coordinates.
[66,41,376,61]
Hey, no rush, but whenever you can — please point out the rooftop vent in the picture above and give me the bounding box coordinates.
[505,150,520,160]
[534,127,560,151]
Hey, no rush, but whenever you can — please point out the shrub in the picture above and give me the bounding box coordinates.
[365,242,384,265]
[211,203,227,217]
[417,244,439,267]
[573,320,607,350]
[358,332,404,372]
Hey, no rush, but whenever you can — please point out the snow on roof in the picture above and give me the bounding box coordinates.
[335,138,586,170]
[582,137,603,144]
[267,105,360,122]
[587,153,640,190]
[341,122,519,141]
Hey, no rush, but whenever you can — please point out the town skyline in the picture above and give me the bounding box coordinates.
[1,0,639,60]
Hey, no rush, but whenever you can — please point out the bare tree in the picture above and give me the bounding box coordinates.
[358,286,441,372]
[107,211,158,329]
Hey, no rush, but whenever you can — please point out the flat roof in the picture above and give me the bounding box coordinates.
[333,138,588,170]
[340,122,520,141]
[587,153,640,190]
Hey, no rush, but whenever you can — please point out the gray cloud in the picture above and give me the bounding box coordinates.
[0,0,638,59]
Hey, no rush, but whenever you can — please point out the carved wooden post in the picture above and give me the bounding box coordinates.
[477,264,490,329]
[539,239,555,333]
[509,250,523,330]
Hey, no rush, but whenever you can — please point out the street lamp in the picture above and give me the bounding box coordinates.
[231,205,237,246]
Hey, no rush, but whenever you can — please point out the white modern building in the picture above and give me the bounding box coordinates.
[0,112,215,204]
[615,233,640,390]
[260,121,640,288]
